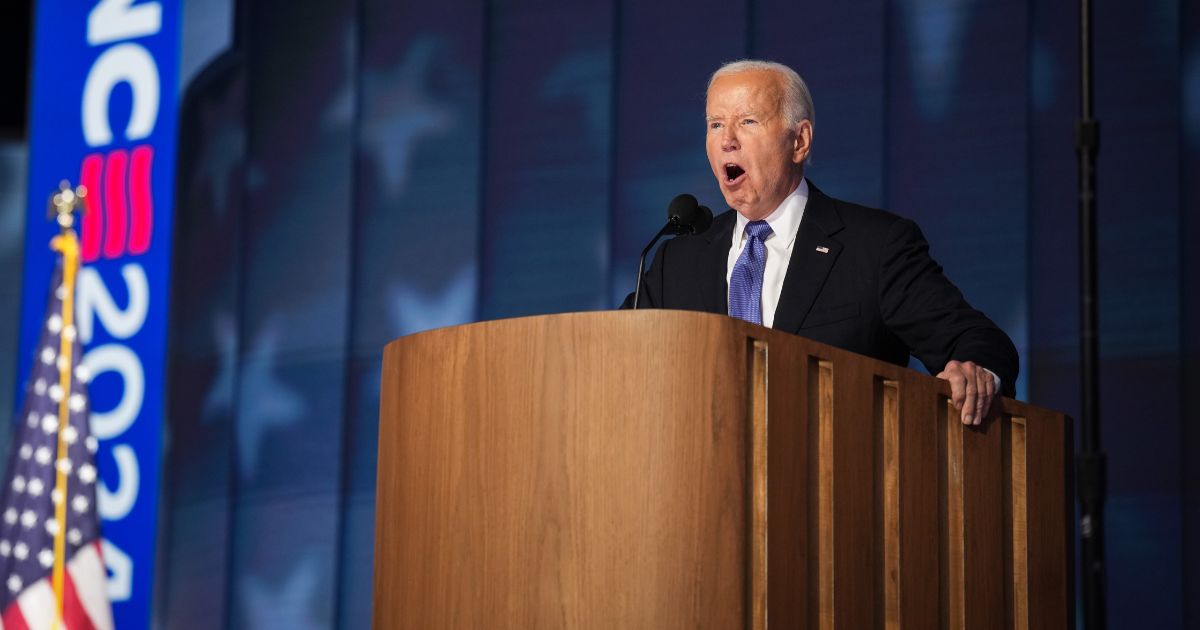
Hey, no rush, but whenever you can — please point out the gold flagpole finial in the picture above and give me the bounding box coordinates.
[48,180,87,231]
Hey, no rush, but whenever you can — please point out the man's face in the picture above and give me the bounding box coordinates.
[705,70,812,220]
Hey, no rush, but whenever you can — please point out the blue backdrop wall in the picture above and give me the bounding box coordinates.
[149,0,1198,627]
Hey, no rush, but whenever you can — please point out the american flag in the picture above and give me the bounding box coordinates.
[0,262,112,630]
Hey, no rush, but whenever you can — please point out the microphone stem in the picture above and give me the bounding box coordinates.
[633,221,677,309]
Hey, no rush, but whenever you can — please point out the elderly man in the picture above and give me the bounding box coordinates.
[623,60,1018,425]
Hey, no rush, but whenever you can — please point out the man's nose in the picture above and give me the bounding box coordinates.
[720,127,739,151]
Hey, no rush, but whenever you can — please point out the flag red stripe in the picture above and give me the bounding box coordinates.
[63,571,98,630]
[80,153,105,263]
[128,145,154,255]
[102,149,128,259]
[1,600,30,630]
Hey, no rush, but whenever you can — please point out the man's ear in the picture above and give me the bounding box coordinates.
[792,120,813,164]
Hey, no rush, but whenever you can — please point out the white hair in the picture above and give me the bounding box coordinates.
[709,60,815,164]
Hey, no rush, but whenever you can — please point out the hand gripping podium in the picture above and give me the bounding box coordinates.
[374,311,1072,629]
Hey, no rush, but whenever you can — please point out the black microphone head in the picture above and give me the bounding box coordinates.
[667,193,699,223]
[668,194,712,234]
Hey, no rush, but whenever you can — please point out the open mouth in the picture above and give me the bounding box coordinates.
[724,163,746,185]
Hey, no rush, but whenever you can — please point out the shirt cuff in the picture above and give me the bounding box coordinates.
[983,367,1001,391]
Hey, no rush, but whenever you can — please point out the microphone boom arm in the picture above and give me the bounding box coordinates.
[632,217,682,309]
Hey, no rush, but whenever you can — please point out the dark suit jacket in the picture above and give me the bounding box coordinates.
[621,181,1019,396]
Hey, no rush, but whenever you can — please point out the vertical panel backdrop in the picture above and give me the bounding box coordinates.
[154,0,1197,627]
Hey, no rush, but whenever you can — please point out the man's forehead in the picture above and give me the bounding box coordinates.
[706,90,780,118]
[707,73,783,113]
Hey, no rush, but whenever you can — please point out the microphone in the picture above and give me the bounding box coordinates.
[633,194,714,309]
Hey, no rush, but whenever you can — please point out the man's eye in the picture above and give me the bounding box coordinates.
[742,119,758,126]
[709,121,722,130]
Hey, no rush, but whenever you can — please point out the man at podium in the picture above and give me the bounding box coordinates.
[623,60,1018,427]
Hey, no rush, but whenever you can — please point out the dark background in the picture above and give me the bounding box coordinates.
[0,0,1196,628]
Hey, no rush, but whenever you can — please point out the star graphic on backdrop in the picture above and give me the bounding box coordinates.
[236,316,304,478]
[903,0,976,120]
[358,36,454,196]
[242,554,324,630]
[388,265,476,337]
[190,75,247,218]
[324,25,358,130]
[541,48,612,151]
[201,312,238,422]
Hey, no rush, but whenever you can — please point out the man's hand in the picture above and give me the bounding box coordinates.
[936,360,996,426]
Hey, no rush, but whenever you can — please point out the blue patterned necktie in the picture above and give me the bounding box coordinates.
[728,220,774,325]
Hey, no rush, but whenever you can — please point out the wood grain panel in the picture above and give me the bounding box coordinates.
[765,337,808,630]
[830,357,878,629]
[1021,406,1073,630]
[749,340,769,630]
[879,379,900,629]
[942,398,966,630]
[896,377,940,629]
[812,358,835,630]
[960,404,1005,629]
[1009,417,1029,630]
[372,311,1074,629]
[376,312,751,628]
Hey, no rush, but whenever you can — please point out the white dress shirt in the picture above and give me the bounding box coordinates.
[726,179,808,328]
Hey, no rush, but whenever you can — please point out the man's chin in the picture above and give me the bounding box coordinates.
[719,189,746,211]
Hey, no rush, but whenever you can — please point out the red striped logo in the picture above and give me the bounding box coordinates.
[78,146,154,263]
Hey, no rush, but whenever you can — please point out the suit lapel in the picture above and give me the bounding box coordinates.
[772,182,845,333]
[701,210,736,314]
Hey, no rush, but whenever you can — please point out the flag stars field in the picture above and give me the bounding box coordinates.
[1,250,112,628]
[78,464,96,484]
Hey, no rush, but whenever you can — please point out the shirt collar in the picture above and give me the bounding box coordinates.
[733,178,809,248]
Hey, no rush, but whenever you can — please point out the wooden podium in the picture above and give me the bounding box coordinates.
[374,311,1073,629]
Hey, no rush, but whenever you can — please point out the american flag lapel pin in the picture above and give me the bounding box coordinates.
[815,246,830,254]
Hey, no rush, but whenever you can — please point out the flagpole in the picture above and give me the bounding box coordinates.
[47,183,86,630]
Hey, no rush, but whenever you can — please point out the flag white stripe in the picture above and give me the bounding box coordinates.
[68,543,113,630]
[16,579,59,630]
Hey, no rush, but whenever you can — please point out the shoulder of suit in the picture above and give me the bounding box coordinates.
[810,186,916,237]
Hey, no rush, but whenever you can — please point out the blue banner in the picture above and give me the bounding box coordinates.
[18,1,180,628]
